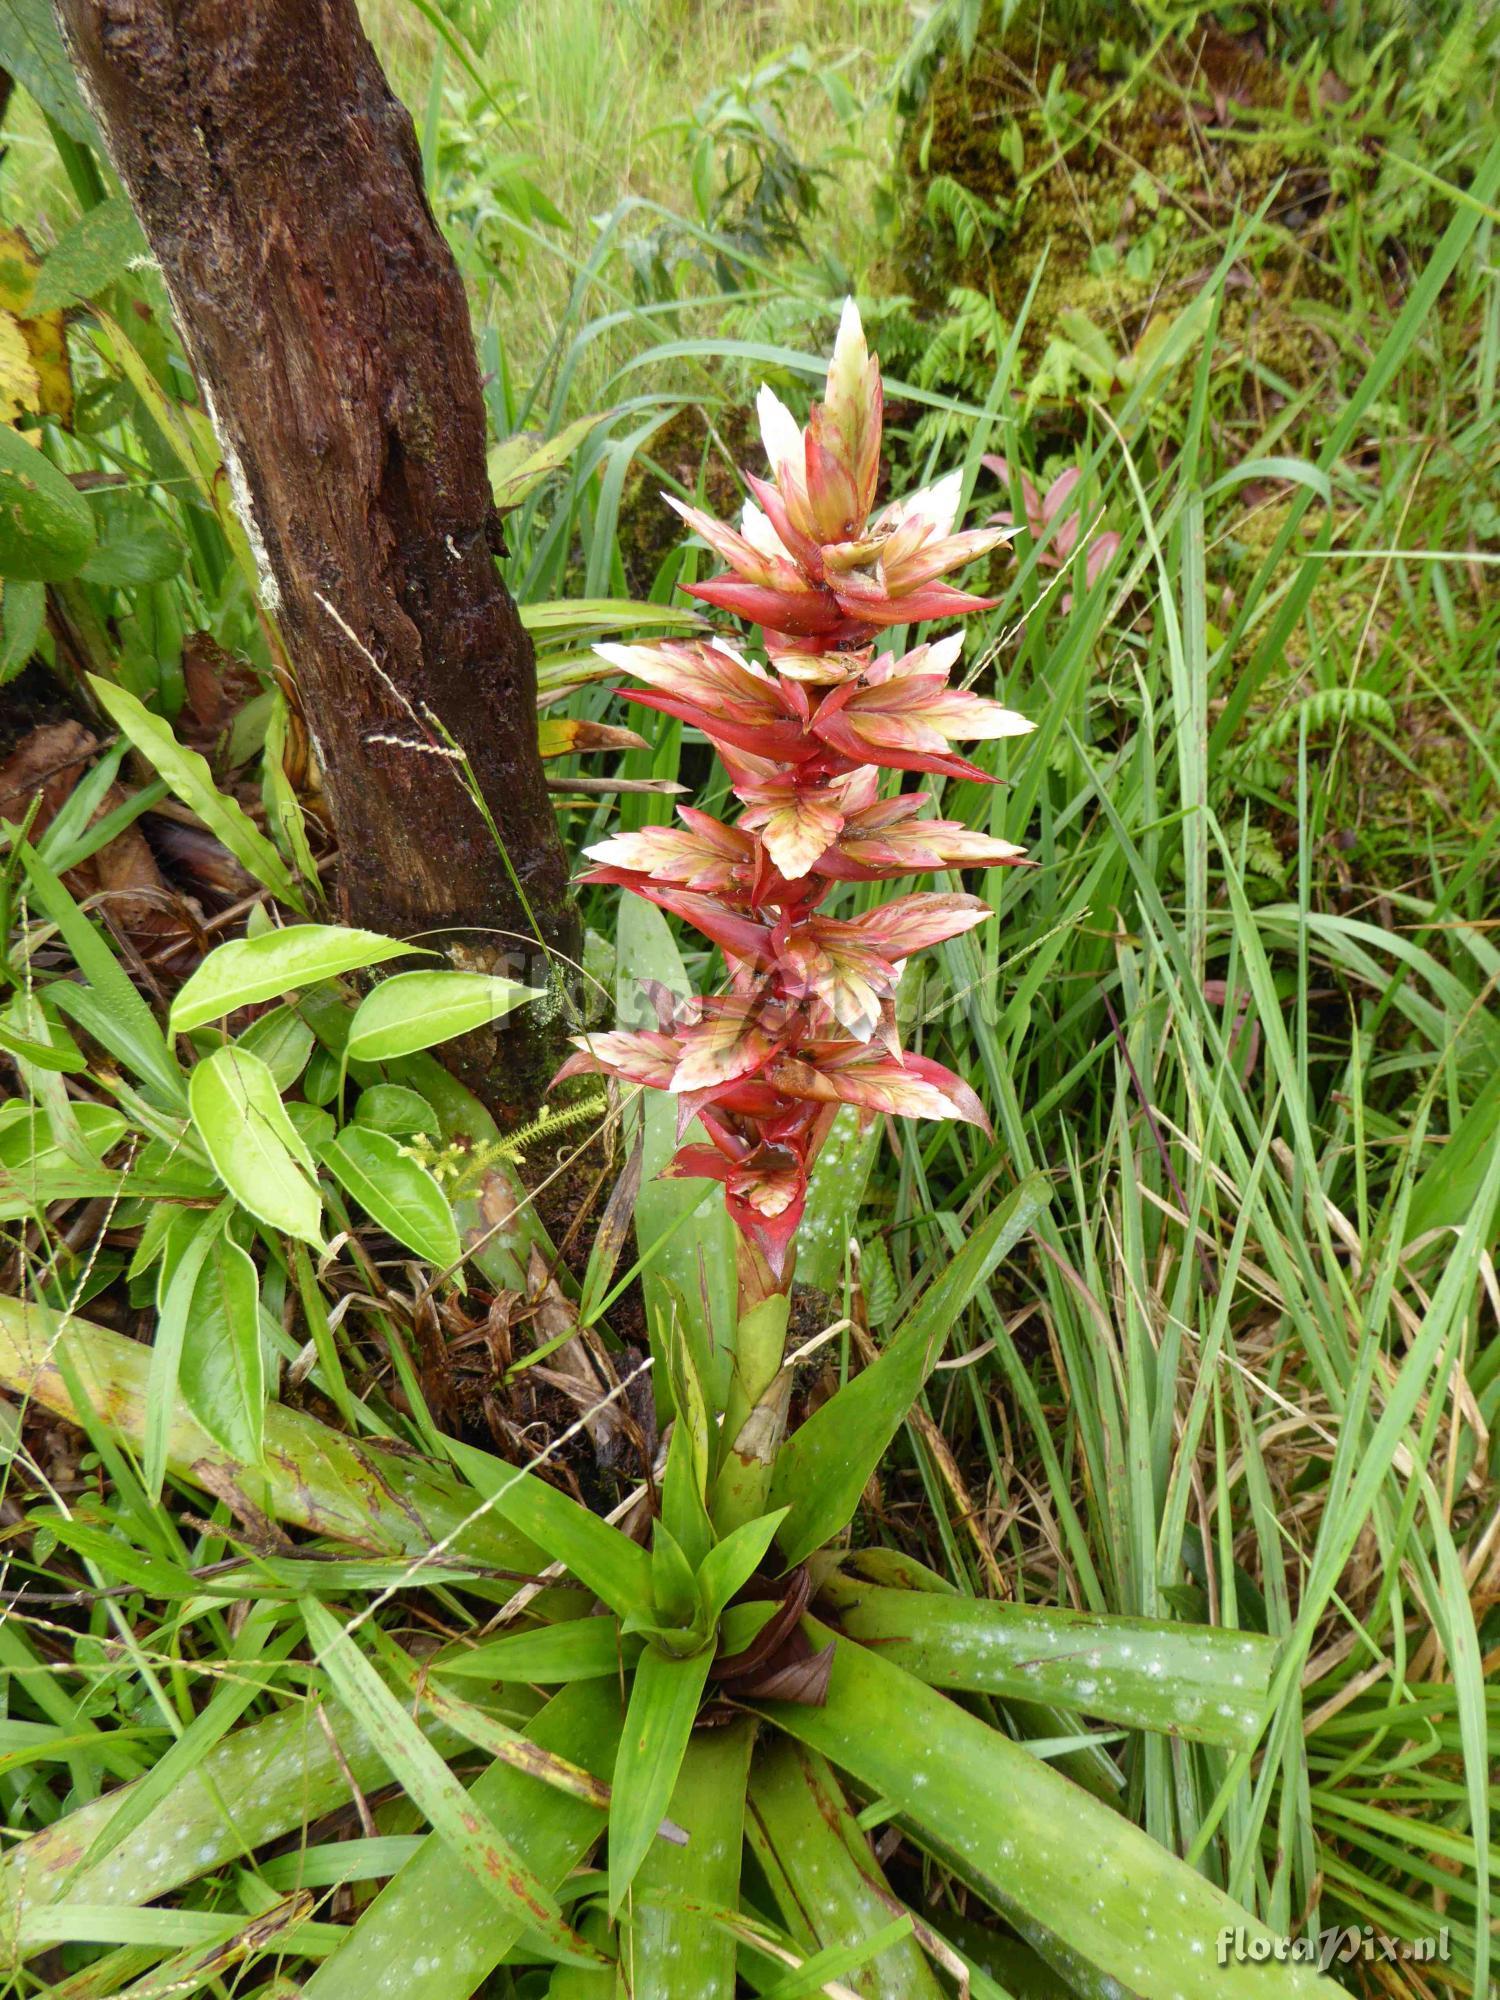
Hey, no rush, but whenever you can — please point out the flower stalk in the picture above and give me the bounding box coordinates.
[557,303,1034,1293]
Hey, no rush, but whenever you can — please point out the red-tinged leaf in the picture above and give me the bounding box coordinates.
[582,817,753,894]
[739,781,847,880]
[748,1738,945,2000]
[554,1027,682,1091]
[769,1045,988,1130]
[803,407,862,543]
[828,576,1000,628]
[300,1599,601,1970]
[670,1004,777,1093]
[820,299,883,521]
[660,495,789,588]
[776,926,892,1041]
[684,575,848,637]
[621,883,774,966]
[621,686,816,764]
[820,816,1028,880]
[847,891,992,961]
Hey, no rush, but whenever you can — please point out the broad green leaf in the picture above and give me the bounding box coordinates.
[629,1721,752,1998]
[299,1682,620,2000]
[818,1576,1276,1748]
[30,195,147,314]
[352,1083,440,1138]
[0,422,93,580]
[87,676,305,911]
[318,1125,460,1270]
[607,1642,715,1915]
[301,1599,598,1966]
[145,1204,225,1497]
[447,1436,652,1619]
[77,511,184,586]
[434,1618,639,1684]
[170,924,420,1034]
[346,969,539,1062]
[235,1004,316,1091]
[759,1631,1320,2000]
[747,1738,943,2000]
[188,1045,325,1247]
[0,576,45,681]
[0,0,94,140]
[179,1227,264,1464]
[772,1174,1050,1567]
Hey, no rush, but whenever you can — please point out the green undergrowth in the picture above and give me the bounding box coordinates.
[0,0,1496,1995]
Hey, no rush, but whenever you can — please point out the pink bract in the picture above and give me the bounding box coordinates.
[555,303,1033,1277]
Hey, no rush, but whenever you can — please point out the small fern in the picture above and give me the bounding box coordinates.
[1242,686,1395,758]
[859,1236,899,1330]
[924,175,1006,258]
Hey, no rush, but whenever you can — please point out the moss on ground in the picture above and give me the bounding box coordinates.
[891,20,1357,399]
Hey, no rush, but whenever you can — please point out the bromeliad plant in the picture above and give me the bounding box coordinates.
[0,310,1321,2000]
[558,300,1030,1289]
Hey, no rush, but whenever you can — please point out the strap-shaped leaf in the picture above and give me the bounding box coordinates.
[757,1629,1320,2000]
[607,1642,715,1916]
[819,1576,1275,1748]
[448,1435,652,1619]
[301,1600,600,1969]
[300,1682,621,2000]
[771,1174,1049,1566]
[628,1721,753,1999]
[747,1737,944,2000]
[0,1296,543,1576]
[435,1618,639,1685]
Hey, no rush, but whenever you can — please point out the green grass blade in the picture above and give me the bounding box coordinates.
[771,1174,1049,1568]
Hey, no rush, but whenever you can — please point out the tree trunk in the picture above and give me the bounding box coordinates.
[55,0,579,1123]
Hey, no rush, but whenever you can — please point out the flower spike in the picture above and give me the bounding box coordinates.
[554,301,1032,1280]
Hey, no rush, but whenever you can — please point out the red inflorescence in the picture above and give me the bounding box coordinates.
[554,303,1034,1276]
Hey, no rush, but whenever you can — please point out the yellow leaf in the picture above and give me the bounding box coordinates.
[0,227,72,427]
[536,717,648,759]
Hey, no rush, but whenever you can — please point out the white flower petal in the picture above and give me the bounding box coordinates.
[885,467,964,540]
[740,495,789,561]
[756,384,805,480]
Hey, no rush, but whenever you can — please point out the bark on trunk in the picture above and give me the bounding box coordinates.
[56,0,579,1122]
